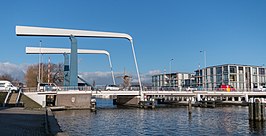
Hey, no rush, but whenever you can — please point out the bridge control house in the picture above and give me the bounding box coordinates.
[195,64,266,91]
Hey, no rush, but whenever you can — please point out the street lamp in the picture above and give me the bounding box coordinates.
[37,40,42,92]
[200,50,206,68]
[200,50,207,90]
[169,58,174,87]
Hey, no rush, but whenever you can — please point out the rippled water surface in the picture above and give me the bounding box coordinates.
[54,99,266,136]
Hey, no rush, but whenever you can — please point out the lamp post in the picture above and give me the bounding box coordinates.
[200,50,207,90]
[37,40,42,92]
[169,58,174,87]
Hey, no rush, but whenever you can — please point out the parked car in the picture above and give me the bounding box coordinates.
[254,86,266,92]
[217,84,236,92]
[39,83,60,91]
[130,85,140,91]
[160,86,176,91]
[185,87,197,91]
[105,85,120,91]
[0,80,19,92]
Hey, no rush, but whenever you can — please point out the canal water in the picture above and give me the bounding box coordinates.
[53,99,266,136]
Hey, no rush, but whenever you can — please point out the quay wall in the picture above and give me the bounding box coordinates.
[56,93,91,109]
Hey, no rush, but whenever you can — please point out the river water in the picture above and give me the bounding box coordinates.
[54,99,266,136]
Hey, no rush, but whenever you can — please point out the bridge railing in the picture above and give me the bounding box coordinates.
[22,86,92,92]
[145,87,256,92]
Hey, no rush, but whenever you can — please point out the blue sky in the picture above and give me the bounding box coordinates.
[0,0,266,83]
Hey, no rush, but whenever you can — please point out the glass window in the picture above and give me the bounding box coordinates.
[259,76,265,83]
[223,75,228,82]
[239,75,244,82]
[223,66,228,74]
[253,67,257,75]
[216,75,222,84]
[230,75,237,82]
[259,68,265,75]
[230,66,237,73]
[216,67,222,75]
[238,67,243,74]
[253,75,257,82]
[210,68,213,75]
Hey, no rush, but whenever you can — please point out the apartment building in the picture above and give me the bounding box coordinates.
[195,64,266,91]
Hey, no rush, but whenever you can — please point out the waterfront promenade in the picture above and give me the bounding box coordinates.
[0,107,66,136]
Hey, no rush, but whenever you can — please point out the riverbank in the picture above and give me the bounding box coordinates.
[0,107,67,136]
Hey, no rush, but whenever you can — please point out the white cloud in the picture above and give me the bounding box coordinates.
[147,70,161,75]
[79,69,161,86]
[0,62,161,86]
[79,71,124,85]
[0,62,28,81]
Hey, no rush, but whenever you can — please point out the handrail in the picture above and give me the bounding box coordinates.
[16,88,22,105]
[3,88,12,107]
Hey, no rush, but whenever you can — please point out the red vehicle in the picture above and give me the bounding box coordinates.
[217,84,236,92]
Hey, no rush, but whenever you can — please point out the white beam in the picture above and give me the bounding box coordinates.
[26,47,116,85]
[26,47,109,55]
[16,26,132,41]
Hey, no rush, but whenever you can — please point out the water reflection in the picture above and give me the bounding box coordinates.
[249,121,265,135]
[53,99,266,136]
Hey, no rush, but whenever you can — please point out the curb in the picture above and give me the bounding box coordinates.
[45,107,69,136]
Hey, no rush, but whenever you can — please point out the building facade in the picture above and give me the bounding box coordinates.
[152,72,195,90]
[195,64,266,91]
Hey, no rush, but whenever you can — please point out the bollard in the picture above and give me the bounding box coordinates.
[90,98,96,112]
[249,103,254,120]
[261,102,265,121]
[254,99,261,121]
[203,101,207,108]
[188,100,192,114]
[211,101,215,108]
[255,101,262,121]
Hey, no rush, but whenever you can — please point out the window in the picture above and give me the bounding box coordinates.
[253,67,257,75]
[238,67,243,74]
[0,83,5,87]
[223,66,228,74]
[223,75,228,82]
[253,75,257,82]
[216,75,222,83]
[230,75,237,82]
[217,67,222,75]
[210,68,213,75]
[259,76,265,83]
[259,68,265,75]
[230,66,237,73]
[239,75,244,82]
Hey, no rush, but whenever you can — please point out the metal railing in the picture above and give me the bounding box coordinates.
[3,88,11,107]
[21,86,92,92]
[16,88,22,104]
[21,85,263,93]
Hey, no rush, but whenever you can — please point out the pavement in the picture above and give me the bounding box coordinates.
[0,107,46,136]
[0,107,68,136]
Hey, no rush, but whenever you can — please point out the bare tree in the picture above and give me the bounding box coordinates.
[24,63,63,87]
[0,73,14,81]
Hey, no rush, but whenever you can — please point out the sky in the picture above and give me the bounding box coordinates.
[0,0,266,84]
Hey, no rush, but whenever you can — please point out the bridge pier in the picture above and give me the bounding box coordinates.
[56,92,91,109]
[116,95,140,107]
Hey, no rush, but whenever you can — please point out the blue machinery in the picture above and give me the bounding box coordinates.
[17,25,143,97]
[69,35,78,86]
